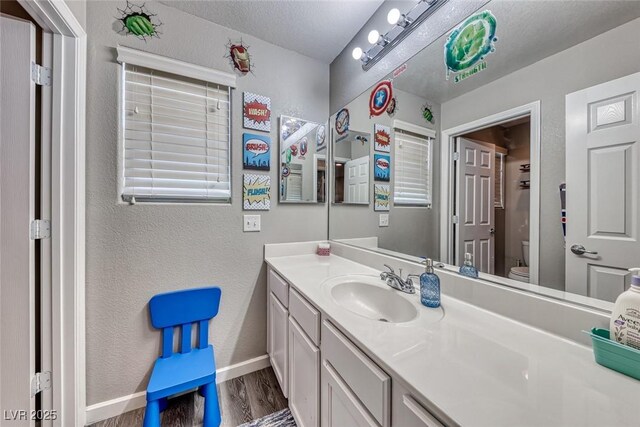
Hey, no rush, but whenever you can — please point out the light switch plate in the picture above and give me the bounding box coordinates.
[379,214,389,227]
[243,215,261,232]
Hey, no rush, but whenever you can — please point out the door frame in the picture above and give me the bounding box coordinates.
[17,1,86,426]
[440,101,540,285]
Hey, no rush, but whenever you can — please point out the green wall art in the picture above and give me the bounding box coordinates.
[117,2,162,40]
[444,10,497,83]
[422,104,435,124]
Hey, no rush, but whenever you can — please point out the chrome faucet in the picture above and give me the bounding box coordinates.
[380,264,417,294]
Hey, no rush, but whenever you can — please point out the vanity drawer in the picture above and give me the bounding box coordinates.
[321,320,390,427]
[289,287,320,346]
[392,382,446,427]
[269,268,289,307]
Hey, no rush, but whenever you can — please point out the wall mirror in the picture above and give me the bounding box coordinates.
[279,116,327,203]
[329,0,640,309]
[332,129,371,205]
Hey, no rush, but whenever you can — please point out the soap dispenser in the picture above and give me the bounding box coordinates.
[610,268,640,350]
[420,259,441,308]
[459,252,479,278]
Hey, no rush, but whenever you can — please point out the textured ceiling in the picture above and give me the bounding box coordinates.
[392,0,640,104]
[159,0,386,63]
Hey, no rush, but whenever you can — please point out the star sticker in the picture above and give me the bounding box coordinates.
[375,91,386,107]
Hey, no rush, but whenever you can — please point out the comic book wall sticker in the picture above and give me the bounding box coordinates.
[335,108,350,136]
[374,185,391,212]
[369,80,393,117]
[226,39,252,75]
[374,154,391,182]
[243,92,271,131]
[299,137,308,160]
[374,124,391,153]
[422,104,435,124]
[243,133,271,171]
[116,2,162,40]
[386,97,397,117]
[445,10,497,83]
[316,125,327,151]
[243,174,271,210]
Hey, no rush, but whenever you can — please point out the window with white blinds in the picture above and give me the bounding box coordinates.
[393,130,433,207]
[121,63,231,202]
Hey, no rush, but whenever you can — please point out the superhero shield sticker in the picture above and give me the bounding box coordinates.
[369,80,393,118]
[444,10,498,83]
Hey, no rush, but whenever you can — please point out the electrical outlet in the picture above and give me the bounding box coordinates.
[379,213,389,227]
[243,215,261,232]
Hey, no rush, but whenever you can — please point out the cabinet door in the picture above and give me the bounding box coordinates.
[289,317,320,427]
[269,292,288,397]
[321,361,378,427]
[392,383,445,427]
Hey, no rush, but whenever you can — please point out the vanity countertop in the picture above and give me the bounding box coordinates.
[265,253,640,427]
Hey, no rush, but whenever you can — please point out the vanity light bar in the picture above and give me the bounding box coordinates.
[356,0,447,71]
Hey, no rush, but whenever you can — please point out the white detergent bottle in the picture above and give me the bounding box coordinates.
[610,268,640,350]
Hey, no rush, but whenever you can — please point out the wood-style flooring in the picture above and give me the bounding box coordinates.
[89,367,288,427]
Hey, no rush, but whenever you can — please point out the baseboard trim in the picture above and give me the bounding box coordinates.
[85,354,271,425]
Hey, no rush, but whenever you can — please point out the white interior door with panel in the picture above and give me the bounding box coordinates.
[0,14,37,426]
[455,137,495,273]
[344,156,369,204]
[565,72,640,301]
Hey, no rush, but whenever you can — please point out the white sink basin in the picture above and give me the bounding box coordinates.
[323,275,423,323]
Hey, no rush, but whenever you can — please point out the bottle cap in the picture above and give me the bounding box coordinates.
[630,268,640,287]
[424,258,434,274]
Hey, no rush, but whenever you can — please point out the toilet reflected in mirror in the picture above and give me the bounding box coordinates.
[508,241,529,283]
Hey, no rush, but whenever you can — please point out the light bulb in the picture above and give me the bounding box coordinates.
[352,47,363,60]
[387,8,401,25]
[368,29,380,45]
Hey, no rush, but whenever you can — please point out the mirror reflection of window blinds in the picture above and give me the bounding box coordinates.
[122,64,231,202]
[286,170,303,201]
[495,153,505,209]
[394,130,433,207]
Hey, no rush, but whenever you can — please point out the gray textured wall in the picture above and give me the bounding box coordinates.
[85,1,329,405]
[441,17,640,289]
[64,0,85,28]
[329,89,440,259]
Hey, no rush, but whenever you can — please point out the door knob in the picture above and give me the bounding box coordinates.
[570,244,598,256]
[489,227,495,235]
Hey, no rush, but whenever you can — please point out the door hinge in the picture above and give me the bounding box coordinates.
[31,371,51,397]
[453,152,460,161]
[30,219,51,240]
[31,63,52,86]
[452,215,459,224]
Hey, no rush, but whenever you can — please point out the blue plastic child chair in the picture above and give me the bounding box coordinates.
[144,287,222,427]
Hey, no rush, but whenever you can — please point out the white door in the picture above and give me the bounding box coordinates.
[268,293,288,397]
[344,156,369,204]
[288,317,320,427]
[455,138,495,273]
[565,72,640,301]
[321,361,378,427]
[0,14,37,425]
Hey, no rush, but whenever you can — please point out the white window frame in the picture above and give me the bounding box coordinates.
[495,152,506,209]
[393,120,436,208]
[116,46,236,204]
